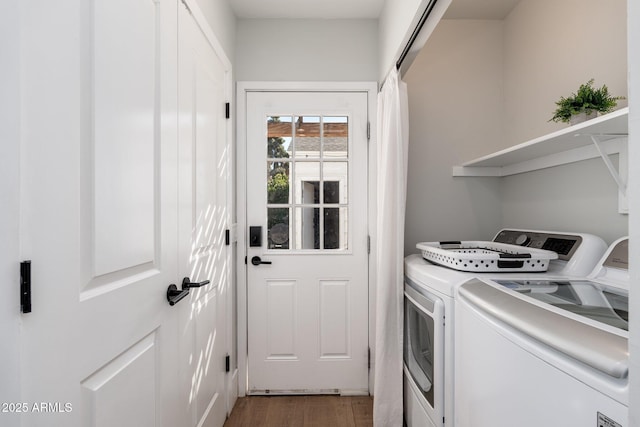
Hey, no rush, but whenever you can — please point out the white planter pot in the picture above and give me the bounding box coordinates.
[569,110,598,125]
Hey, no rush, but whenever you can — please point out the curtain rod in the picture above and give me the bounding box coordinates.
[395,0,438,70]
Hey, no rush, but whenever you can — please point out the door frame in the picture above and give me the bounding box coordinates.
[236,81,378,396]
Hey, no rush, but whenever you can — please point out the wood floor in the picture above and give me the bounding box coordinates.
[224,395,374,427]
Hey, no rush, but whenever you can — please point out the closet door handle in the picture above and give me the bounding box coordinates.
[167,284,189,306]
[167,278,211,306]
[182,277,211,289]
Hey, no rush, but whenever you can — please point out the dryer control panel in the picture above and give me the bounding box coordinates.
[493,230,582,261]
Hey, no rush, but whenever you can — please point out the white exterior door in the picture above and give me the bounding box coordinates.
[245,91,370,394]
[14,1,231,426]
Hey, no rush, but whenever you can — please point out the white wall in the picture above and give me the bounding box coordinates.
[627,0,639,423]
[404,0,628,252]
[235,19,378,82]
[501,158,628,244]
[503,0,627,145]
[500,0,628,244]
[194,0,237,64]
[0,1,22,424]
[403,20,504,254]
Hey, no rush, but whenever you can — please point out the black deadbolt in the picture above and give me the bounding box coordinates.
[249,226,262,247]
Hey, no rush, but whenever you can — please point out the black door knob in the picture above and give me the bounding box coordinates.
[167,277,212,306]
[167,284,189,306]
[251,256,272,266]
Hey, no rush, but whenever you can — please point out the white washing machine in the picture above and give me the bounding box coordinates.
[455,237,629,427]
[403,229,607,427]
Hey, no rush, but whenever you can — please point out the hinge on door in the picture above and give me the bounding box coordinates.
[225,229,230,246]
[244,256,247,265]
[367,235,371,254]
[368,347,371,369]
[225,354,230,373]
[20,260,32,314]
[225,102,230,119]
[366,122,370,141]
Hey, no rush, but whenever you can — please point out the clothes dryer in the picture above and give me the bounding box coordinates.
[403,229,607,427]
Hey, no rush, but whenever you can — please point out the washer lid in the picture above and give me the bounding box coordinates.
[495,279,628,331]
[460,279,628,379]
[603,238,629,271]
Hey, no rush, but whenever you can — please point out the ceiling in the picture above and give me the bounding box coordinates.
[228,0,522,20]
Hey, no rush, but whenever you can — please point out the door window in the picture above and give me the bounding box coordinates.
[266,116,349,251]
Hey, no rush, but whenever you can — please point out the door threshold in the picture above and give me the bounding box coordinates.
[248,389,369,396]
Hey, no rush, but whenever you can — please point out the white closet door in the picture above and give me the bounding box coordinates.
[176,3,230,426]
[16,2,232,426]
[19,1,184,426]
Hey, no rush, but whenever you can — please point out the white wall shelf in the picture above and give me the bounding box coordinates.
[452,107,628,177]
[452,107,629,213]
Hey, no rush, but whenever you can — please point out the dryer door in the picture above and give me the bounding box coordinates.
[404,279,445,424]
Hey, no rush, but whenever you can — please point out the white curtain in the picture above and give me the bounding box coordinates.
[373,67,409,427]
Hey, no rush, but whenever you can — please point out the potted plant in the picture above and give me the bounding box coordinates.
[550,78,625,124]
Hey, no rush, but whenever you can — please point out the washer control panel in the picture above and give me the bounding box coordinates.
[493,230,582,261]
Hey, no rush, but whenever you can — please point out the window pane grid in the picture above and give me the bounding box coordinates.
[266,114,350,251]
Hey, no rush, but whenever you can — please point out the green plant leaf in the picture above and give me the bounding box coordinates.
[550,78,624,123]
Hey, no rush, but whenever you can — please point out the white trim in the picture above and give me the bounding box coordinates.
[181,0,232,71]
[236,81,378,396]
[238,81,377,93]
[617,142,628,214]
[367,87,378,394]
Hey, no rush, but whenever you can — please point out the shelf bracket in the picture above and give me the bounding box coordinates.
[589,134,627,196]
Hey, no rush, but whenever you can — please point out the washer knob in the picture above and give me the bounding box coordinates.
[515,234,530,246]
